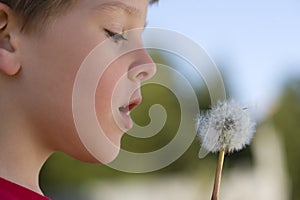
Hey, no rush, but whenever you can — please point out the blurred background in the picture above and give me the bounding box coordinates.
[40,1,300,199]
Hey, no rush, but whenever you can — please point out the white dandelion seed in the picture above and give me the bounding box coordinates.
[196,99,255,158]
[196,99,256,200]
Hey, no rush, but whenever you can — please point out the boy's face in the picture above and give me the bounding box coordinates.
[16,0,156,162]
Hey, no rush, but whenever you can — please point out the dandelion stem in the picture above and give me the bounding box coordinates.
[211,148,225,200]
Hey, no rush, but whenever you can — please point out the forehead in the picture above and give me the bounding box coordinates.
[83,0,148,18]
[95,1,144,17]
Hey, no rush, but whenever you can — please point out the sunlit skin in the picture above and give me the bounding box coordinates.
[0,0,156,195]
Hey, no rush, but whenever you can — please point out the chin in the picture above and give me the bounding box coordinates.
[70,136,122,165]
[65,147,102,164]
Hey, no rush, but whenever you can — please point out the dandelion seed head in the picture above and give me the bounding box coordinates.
[196,100,255,157]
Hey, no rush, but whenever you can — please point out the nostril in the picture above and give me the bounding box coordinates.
[128,65,149,82]
[136,71,148,81]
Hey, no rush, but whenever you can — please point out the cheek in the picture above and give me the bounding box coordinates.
[18,32,103,151]
[95,63,128,134]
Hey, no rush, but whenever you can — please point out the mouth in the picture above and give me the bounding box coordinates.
[119,99,141,113]
[118,98,142,129]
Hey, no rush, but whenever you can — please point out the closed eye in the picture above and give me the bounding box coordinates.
[104,29,127,43]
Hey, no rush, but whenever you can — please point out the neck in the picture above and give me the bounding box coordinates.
[0,111,52,195]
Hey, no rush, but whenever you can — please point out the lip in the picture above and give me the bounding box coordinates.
[118,98,142,129]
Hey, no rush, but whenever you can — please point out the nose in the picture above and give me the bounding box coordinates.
[127,48,156,83]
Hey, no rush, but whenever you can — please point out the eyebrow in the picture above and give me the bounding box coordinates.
[94,1,143,17]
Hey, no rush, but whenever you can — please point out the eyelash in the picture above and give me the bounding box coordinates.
[104,29,127,43]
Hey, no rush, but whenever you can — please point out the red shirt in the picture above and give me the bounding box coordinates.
[0,177,50,200]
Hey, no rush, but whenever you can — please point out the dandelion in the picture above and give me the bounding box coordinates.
[196,99,255,200]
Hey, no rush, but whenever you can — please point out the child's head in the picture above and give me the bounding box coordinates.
[0,0,157,164]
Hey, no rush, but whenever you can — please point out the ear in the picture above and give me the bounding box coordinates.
[0,3,21,76]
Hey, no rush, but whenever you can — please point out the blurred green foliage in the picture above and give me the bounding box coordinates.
[272,78,300,200]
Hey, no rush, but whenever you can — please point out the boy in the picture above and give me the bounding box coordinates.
[0,0,157,199]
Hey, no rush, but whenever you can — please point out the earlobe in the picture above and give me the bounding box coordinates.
[0,5,21,76]
[0,48,21,75]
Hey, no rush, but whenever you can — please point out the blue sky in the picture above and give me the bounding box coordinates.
[147,0,300,119]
